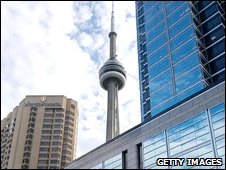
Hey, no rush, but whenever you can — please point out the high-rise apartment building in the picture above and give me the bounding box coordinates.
[1,95,79,169]
[136,1,225,121]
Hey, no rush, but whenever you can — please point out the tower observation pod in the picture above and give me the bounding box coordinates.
[99,1,126,141]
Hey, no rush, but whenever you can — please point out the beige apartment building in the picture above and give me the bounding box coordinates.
[1,95,79,169]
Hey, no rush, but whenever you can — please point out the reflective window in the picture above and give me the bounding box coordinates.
[210,103,225,138]
[146,21,165,46]
[145,2,164,21]
[150,70,171,93]
[143,132,167,169]
[169,14,192,39]
[166,1,185,15]
[147,32,167,54]
[209,55,225,74]
[168,111,212,157]
[171,38,197,64]
[176,81,204,102]
[202,13,223,34]
[143,1,156,12]
[175,67,202,93]
[173,53,200,79]
[207,39,225,60]
[167,3,190,26]
[151,84,173,107]
[145,12,164,34]
[204,25,224,46]
[91,163,102,169]
[104,154,122,169]
[170,26,194,51]
[149,57,170,79]
[148,45,168,66]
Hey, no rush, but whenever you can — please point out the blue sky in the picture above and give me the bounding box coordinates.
[1,1,141,158]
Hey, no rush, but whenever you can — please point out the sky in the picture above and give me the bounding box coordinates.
[1,1,141,158]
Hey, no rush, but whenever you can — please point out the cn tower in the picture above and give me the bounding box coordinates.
[99,2,126,141]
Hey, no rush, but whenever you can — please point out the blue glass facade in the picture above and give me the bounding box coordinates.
[143,102,225,169]
[136,1,225,121]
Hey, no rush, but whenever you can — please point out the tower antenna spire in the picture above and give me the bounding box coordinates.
[109,1,117,59]
[111,1,115,32]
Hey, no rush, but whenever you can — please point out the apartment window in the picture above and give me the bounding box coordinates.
[62,150,72,155]
[41,136,51,140]
[55,119,63,123]
[55,108,64,112]
[23,152,30,158]
[24,146,31,151]
[39,153,49,158]
[26,134,33,139]
[68,133,73,138]
[54,130,62,134]
[21,165,29,169]
[42,130,52,134]
[31,107,37,112]
[66,116,74,121]
[29,117,35,122]
[50,166,59,169]
[40,148,50,152]
[51,154,60,158]
[45,108,53,112]
[43,124,52,128]
[54,124,63,129]
[44,113,53,118]
[27,129,34,134]
[37,166,48,169]
[30,112,37,117]
[40,142,50,146]
[25,140,32,145]
[43,118,53,123]
[50,160,60,164]
[65,121,73,127]
[53,136,62,140]
[63,138,72,144]
[56,113,64,118]
[28,122,35,128]
[67,111,75,116]
[22,158,29,164]
[63,144,72,150]
[52,148,61,152]
[52,142,61,146]
[38,160,48,164]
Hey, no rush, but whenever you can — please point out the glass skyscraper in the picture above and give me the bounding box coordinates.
[135,1,225,121]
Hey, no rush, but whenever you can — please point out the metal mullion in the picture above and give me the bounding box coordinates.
[163,2,180,96]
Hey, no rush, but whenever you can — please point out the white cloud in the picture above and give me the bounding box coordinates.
[1,1,141,159]
[78,32,94,48]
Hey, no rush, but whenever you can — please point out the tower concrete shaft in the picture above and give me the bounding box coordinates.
[106,79,119,141]
[99,1,126,142]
